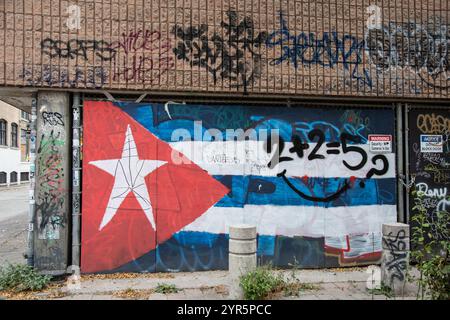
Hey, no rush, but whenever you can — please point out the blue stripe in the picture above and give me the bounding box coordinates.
[108,231,327,273]
[116,102,395,144]
[214,175,396,207]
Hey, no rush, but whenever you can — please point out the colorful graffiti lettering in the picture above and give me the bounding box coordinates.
[36,127,66,240]
[110,29,174,83]
[22,8,449,95]
[416,113,450,135]
[409,109,450,242]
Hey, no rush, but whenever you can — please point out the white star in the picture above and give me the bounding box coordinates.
[89,125,166,231]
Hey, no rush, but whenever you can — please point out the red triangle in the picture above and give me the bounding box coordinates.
[81,101,229,273]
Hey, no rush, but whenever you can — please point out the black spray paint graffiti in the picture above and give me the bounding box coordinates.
[42,112,64,127]
[172,10,268,92]
[365,21,450,89]
[383,230,408,282]
[41,38,116,61]
[265,130,389,202]
[36,129,66,235]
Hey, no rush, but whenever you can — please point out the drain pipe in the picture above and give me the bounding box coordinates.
[396,103,405,223]
[404,104,411,224]
[71,93,82,269]
[25,97,37,266]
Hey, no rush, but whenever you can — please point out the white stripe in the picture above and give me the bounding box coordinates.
[182,204,397,238]
[169,141,396,179]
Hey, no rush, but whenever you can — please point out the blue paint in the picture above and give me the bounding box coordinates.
[214,175,396,207]
[258,235,276,256]
[109,231,328,272]
[266,12,373,89]
[118,103,394,143]
[293,120,369,143]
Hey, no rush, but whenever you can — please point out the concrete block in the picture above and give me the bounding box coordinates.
[228,225,257,300]
[382,223,410,238]
[381,223,410,296]
[381,250,409,295]
[229,253,257,279]
[382,235,410,251]
[229,239,257,254]
[229,225,256,240]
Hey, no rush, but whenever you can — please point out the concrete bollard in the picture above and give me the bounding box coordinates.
[381,222,410,295]
[228,224,257,299]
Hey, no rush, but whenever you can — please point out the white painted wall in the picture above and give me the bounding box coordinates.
[0,100,31,187]
[0,147,30,185]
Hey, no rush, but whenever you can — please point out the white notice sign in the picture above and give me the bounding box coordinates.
[420,135,443,153]
[369,135,392,153]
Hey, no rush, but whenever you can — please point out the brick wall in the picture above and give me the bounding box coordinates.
[0,0,449,98]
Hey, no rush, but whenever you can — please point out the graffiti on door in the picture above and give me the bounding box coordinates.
[409,109,450,242]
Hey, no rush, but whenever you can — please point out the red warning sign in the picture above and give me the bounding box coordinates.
[368,135,392,153]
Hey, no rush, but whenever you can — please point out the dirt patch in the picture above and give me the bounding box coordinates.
[0,280,66,300]
[81,272,175,281]
[0,290,38,300]
[325,267,368,273]
[214,285,229,295]
[112,288,154,299]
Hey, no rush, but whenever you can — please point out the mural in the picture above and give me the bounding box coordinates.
[409,109,450,242]
[81,101,397,273]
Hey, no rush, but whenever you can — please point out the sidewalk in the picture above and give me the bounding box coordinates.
[0,184,29,267]
[0,266,422,300]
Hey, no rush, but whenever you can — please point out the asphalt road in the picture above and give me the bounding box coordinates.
[0,185,29,267]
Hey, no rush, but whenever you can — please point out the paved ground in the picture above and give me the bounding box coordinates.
[0,184,29,267]
[0,184,424,300]
[0,267,422,300]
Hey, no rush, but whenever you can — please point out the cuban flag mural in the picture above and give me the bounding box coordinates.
[81,101,397,273]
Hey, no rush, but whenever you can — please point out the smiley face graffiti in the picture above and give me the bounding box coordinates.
[265,130,390,202]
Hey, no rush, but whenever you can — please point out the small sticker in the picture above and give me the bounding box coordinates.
[369,135,392,153]
[420,135,443,153]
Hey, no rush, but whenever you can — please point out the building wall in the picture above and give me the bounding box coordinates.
[0,1,447,273]
[0,0,448,99]
[0,100,30,186]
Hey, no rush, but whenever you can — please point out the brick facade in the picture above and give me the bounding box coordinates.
[0,0,449,98]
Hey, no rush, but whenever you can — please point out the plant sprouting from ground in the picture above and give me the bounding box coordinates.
[240,260,321,300]
[367,284,394,298]
[155,283,179,294]
[239,265,284,300]
[409,190,450,300]
[0,264,52,292]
